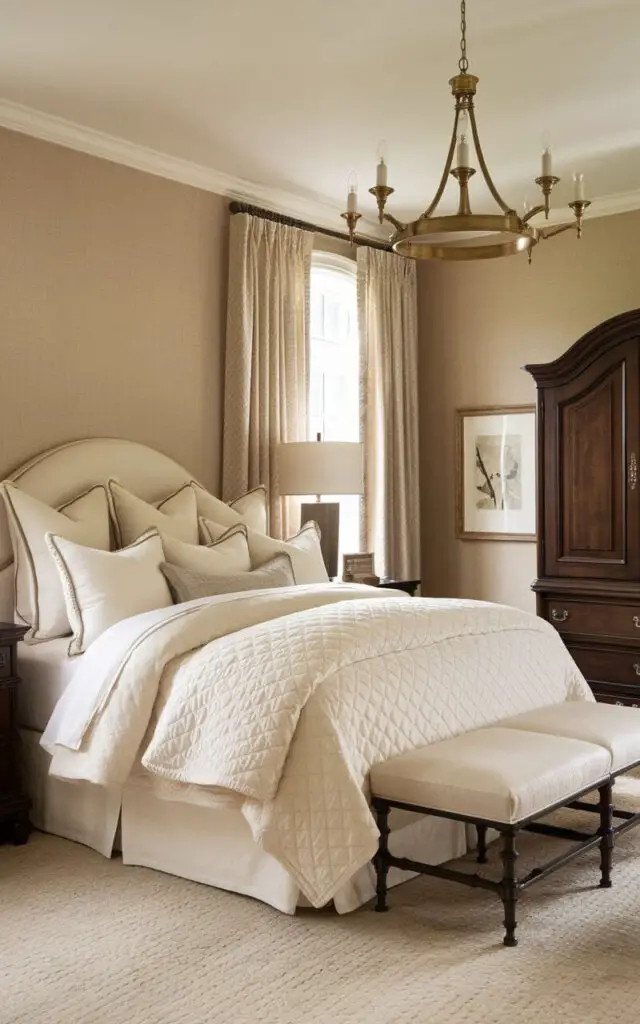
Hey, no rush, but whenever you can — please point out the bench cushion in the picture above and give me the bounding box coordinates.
[370,728,611,825]
[498,701,640,772]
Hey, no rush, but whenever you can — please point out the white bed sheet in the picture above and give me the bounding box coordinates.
[18,639,77,732]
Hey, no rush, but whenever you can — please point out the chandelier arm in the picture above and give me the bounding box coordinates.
[382,212,407,232]
[539,223,577,241]
[468,104,513,215]
[522,204,546,224]
[420,107,461,219]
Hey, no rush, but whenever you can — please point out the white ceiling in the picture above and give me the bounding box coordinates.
[0,0,639,232]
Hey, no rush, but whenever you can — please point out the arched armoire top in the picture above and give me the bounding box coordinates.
[524,308,640,388]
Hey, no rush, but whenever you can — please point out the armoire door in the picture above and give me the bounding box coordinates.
[541,338,640,580]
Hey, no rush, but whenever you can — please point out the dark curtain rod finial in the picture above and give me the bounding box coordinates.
[228,201,393,253]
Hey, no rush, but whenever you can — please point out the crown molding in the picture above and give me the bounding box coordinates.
[0,98,385,235]
[1,98,638,237]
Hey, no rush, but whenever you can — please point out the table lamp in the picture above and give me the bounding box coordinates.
[276,436,364,577]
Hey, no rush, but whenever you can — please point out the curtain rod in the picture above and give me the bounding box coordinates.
[228,201,393,252]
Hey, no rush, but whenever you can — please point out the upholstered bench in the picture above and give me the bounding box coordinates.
[370,727,615,947]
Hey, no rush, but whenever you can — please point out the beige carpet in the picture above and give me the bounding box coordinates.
[3,790,640,1024]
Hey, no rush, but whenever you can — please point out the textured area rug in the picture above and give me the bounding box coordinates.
[3,786,640,1024]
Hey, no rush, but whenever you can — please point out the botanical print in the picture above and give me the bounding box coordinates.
[456,406,535,541]
[475,434,522,511]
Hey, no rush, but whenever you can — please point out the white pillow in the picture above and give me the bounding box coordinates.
[200,518,328,585]
[108,480,198,547]
[188,482,268,535]
[228,486,268,535]
[1,483,111,641]
[46,527,172,655]
[161,524,251,575]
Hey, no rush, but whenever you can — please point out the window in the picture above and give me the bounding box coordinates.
[309,252,360,564]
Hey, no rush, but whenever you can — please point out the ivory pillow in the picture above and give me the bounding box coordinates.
[227,486,268,535]
[200,518,328,585]
[46,527,172,655]
[1,483,111,641]
[161,524,251,575]
[188,482,268,536]
[160,553,295,604]
[108,480,199,547]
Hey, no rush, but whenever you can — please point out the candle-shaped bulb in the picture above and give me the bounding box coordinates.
[573,172,585,201]
[456,109,471,168]
[376,158,388,187]
[347,184,358,214]
[541,147,552,177]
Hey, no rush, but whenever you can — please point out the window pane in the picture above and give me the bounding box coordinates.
[309,255,360,574]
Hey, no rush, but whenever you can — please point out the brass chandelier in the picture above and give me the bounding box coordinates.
[341,0,591,261]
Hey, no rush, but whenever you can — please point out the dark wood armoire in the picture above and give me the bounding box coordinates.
[525,308,640,707]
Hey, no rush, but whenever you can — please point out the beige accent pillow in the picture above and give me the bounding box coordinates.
[46,527,172,656]
[200,518,328,585]
[1,482,111,641]
[161,524,251,575]
[160,553,295,604]
[107,479,198,547]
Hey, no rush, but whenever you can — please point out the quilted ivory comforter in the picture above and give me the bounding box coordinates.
[43,583,592,908]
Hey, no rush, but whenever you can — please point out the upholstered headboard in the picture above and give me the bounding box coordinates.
[0,438,201,620]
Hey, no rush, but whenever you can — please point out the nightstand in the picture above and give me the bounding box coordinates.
[0,623,30,845]
[377,579,421,597]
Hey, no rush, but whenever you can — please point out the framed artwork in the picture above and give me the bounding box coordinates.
[455,405,536,541]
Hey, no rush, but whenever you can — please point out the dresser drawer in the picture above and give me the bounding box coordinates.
[568,645,640,687]
[544,599,640,641]
[592,690,640,709]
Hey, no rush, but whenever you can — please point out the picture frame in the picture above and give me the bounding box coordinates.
[455,405,536,541]
[342,552,377,583]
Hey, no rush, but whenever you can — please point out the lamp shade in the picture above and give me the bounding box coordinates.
[276,442,364,496]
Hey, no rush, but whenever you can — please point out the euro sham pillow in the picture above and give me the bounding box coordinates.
[200,518,328,585]
[188,482,268,536]
[161,524,251,575]
[46,527,172,656]
[160,553,295,604]
[1,482,111,641]
[107,479,199,547]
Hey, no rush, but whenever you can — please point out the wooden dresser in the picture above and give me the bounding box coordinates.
[525,309,640,707]
[0,622,30,844]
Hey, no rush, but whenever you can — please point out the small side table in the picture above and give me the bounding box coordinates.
[377,579,421,597]
[0,623,30,845]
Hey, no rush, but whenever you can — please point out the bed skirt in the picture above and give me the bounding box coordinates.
[20,728,467,913]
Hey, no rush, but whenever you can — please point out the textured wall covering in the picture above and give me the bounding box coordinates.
[0,128,228,491]
[418,209,640,611]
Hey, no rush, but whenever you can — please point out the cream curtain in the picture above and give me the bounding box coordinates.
[357,246,420,580]
[222,214,313,539]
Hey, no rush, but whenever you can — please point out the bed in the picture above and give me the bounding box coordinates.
[3,438,591,913]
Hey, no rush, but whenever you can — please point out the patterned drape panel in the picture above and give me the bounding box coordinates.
[357,246,420,579]
[222,214,313,539]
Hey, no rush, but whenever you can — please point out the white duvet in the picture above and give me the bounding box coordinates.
[43,583,591,907]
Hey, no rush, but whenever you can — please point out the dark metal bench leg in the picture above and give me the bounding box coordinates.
[476,824,488,864]
[373,800,390,913]
[598,780,614,889]
[499,829,519,947]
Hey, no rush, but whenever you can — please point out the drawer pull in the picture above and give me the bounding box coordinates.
[634,664,640,676]
[634,616,640,629]
[616,701,624,706]
[551,609,569,623]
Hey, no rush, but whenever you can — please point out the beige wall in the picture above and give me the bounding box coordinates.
[418,209,640,612]
[0,128,228,491]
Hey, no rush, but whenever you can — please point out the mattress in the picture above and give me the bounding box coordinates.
[18,638,77,732]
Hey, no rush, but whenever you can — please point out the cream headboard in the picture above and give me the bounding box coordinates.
[0,437,201,620]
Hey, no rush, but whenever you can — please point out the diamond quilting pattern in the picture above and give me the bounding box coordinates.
[140,597,591,907]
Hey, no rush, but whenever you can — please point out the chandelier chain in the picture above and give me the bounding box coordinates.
[459,0,468,72]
